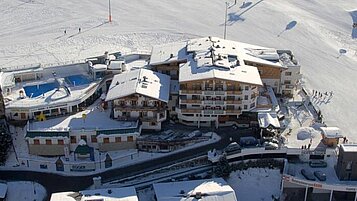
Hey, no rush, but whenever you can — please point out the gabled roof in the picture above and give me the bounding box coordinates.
[149,42,187,65]
[179,37,266,85]
[50,187,138,201]
[105,69,171,102]
[321,127,343,138]
[180,56,263,85]
[153,178,237,201]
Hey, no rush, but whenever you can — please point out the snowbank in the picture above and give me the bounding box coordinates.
[296,127,320,140]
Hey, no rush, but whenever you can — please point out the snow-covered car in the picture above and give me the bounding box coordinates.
[301,169,315,181]
[314,171,326,181]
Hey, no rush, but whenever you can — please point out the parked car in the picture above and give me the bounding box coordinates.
[224,142,241,154]
[309,160,327,168]
[314,171,327,181]
[262,137,280,145]
[301,169,316,181]
[239,137,258,147]
[263,141,279,150]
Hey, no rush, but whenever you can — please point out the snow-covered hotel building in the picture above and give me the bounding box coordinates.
[0,36,301,155]
[105,68,170,131]
[150,36,301,127]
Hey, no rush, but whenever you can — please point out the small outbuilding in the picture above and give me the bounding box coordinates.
[320,127,343,147]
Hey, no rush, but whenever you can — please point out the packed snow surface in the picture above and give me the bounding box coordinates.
[0,0,357,141]
[5,181,47,201]
[226,168,282,201]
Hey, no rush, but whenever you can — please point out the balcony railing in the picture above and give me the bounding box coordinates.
[202,100,225,105]
[180,109,201,113]
[202,110,224,115]
[203,91,214,95]
[114,106,163,111]
[215,91,225,95]
[226,100,242,104]
[181,99,202,104]
[227,90,242,95]
[180,90,202,94]
[226,109,241,114]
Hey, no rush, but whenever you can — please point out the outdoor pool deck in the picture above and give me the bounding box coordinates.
[23,82,59,98]
[65,74,91,87]
[4,64,101,110]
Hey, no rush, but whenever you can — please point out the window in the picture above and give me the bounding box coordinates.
[284,80,291,84]
[127,136,134,142]
[46,139,52,145]
[80,135,87,142]
[115,137,121,143]
[250,102,255,108]
[226,105,234,110]
[245,86,249,91]
[58,139,64,145]
[91,135,97,143]
[244,105,248,110]
[103,138,110,143]
[34,139,40,145]
[131,100,137,106]
[150,122,157,126]
[244,95,249,100]
[227,96,234,101]
[285,72,292,76]
[70,136,76,144]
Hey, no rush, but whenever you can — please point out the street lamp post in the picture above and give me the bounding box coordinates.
[224,2,229,39]
[108,0,112,22]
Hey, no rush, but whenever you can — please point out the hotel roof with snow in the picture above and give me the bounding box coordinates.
[105,68,170,103]
[153,178,237,201]
[50,187,138,201]
[150,36,290,85]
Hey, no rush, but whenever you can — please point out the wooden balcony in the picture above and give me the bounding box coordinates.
[114,106,164,111]
[181,99,202,104]
[227,90,242,95]
[226,100,242,104]
[180,90,202,94]
[226,109,242,114]
[180,109,201,113]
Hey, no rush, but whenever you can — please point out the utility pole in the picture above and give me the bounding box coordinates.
[108,0,112,22]
[224,2,229,39]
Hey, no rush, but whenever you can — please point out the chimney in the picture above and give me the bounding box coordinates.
[170,53,174,58]
[93,176,102,189]
[142,76,148,82]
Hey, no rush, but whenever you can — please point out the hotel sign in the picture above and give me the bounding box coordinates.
[70,163,95,172]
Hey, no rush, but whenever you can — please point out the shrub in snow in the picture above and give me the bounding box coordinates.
[214,157,231,178]
[0,126,12,165]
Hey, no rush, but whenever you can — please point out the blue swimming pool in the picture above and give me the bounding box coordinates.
[65,75,91,86]
[24,82,59,98]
